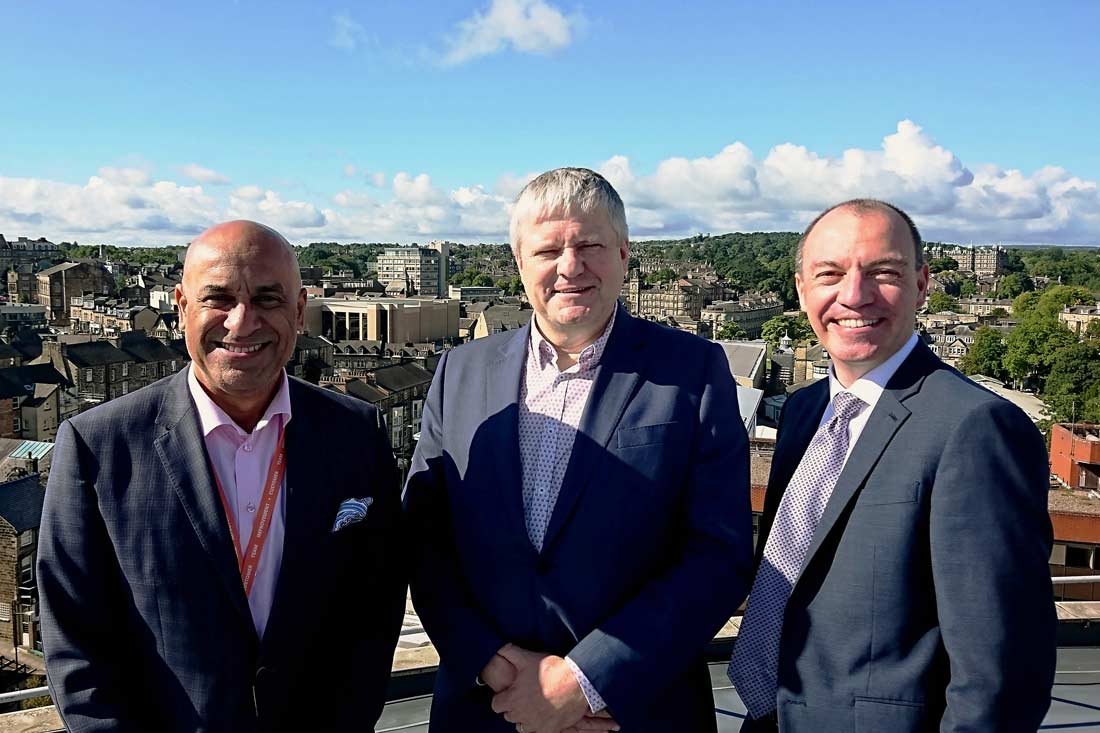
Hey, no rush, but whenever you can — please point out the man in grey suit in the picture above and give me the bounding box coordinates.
[38,220,405,732]
[729,200,1056,731]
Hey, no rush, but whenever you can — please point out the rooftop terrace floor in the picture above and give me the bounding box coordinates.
[378,648,1100,732]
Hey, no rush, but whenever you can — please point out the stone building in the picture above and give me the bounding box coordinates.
[36,262,113,325]
[0,474,46,651]
[621,272,704,320]
[700,293,783,339]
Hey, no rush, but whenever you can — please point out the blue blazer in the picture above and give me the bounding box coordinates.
[404,308,754,732]
[38,369,406,733]
[743,343,1056,732]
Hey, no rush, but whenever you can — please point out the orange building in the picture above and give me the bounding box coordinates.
[1052,423,1100,491]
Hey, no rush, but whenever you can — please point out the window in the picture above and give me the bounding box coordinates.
[0,602,9,622]
[84,369,93,383]
[122,363,129,377]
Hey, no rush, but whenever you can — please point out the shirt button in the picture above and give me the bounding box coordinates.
[243,443,253,452]
[246,502,256,513]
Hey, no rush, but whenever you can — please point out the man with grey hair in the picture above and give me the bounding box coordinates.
[39,220,406,731]
[405,168,754,732]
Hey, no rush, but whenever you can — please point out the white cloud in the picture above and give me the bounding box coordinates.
[3,122,1100,246]
[98,166,150,186]
[343,164,358,177]
[329,13,366,51]
[180,163,230,185]
[442,0,578,66]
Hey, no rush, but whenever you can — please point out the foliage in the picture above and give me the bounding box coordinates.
[60,242,185,266]
[645,268,679,284]
[926,291,959,313]
[1086,320,1100,341]
[958,327,1008,381]
[988,307,1009,320]
[927,256,959,273]
[715,321,747,340]
[1042,340,1100,423]
[958,277,978,297]
[495,276,525,296]
[1017,246,1100,292]
[1013,291,1042,318]
[1003,317,1077,389]
[994,272,1034,299]
[760,313,814,348]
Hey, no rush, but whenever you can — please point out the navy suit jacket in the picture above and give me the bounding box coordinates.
[743,343,1055,732]
[38,370,406,732]
[403,308,754,732]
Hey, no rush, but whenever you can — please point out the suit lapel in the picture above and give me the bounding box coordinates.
[263,380,331,651]
[487,324,534,549]
[541,309,643,555]
[755,383,828,564]
[153,370,253,631]
[794,344,937,586]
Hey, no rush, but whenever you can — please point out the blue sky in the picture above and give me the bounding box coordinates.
[1,0,1098,246]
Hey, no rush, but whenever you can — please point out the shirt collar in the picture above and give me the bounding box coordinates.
[828,331,919,412]
[187,363,293,438]
[529,306,617,373]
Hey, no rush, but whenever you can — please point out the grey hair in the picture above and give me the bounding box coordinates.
[509,167,628,256]
[796,198,924,272]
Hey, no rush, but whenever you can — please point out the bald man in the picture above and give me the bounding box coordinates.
[38,221,405,732]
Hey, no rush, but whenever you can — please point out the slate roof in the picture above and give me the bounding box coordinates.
[63,340,132,367]
[372,362,434,392]
[118,332,178,363]
[0,364,70,399]
[343,379,389,403]
[0,474,45,532]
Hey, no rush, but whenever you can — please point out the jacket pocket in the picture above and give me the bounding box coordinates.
[616,421,677,449]
[853,695,928,731]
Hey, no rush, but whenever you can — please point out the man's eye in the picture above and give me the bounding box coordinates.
[873,270,902,281]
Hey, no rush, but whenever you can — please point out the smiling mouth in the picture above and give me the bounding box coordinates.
[214,341,267,354]
[555,286,594,295]
[834,318,881,328]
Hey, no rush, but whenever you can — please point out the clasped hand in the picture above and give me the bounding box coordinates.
[481,643,620,733]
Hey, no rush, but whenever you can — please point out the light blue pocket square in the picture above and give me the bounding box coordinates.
[332,497,373,533]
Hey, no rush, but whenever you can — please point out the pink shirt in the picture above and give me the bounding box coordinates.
[187,365,292,639]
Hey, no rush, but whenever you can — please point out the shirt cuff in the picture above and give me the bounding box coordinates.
[565,656,607,713]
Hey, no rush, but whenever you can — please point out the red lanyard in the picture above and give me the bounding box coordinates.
[212,426,287,598]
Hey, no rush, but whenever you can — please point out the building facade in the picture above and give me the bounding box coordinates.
[376,241,450,297]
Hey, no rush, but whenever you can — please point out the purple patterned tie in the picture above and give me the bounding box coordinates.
[727,390,866,719]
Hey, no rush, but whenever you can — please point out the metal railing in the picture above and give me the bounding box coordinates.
[4,576,1100,710]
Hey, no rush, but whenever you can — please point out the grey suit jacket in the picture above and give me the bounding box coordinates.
[38,369,406,732]
[744,342,1056,732]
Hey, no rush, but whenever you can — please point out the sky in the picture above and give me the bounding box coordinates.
[1,0,1098,247]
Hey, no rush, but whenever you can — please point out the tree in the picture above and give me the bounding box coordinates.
[1042,340,1100,423]
[1035,284,1094,319]
[760,313,814,348]
[715,321,747,340]
[959,327,1008,380]
[958,277,978,297]
[987,307,1009,320]
[927,256,959,273]
[926,291,959,313]
[1003,317,1077,389]
[1013,291,1042,318]
[995,272,1034,299]
[646,268,678,284]
[472,273,495,288]
[1086,320,1100,341]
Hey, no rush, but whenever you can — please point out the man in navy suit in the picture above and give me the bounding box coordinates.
[729,200,1056,732]
[38,221,405,732]
[404,168,754,733]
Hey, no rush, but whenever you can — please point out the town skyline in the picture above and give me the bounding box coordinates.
[2,1,1098,247]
